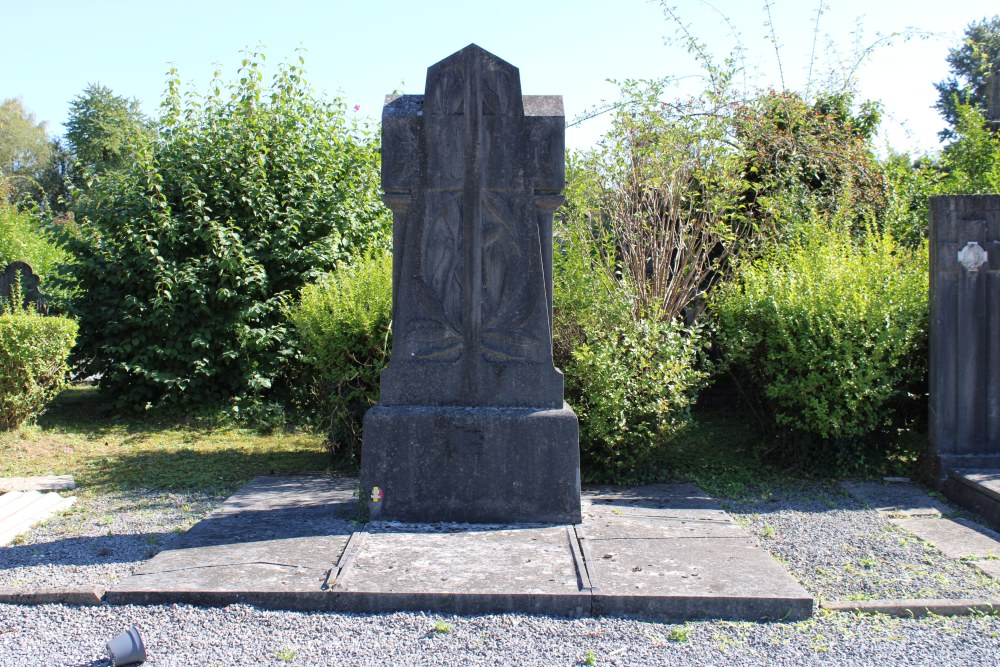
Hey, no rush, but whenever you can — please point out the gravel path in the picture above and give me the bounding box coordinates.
[725,482,1000,601]
[0,603,998,666]
[2,482,1000,664]
[0,490,220,591]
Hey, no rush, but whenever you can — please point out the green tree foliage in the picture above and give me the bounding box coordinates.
[0,98,55,205]
[938,103,1000,192]
[736,91,889,240]
[62,52,390,413]
[65,84,152,176]
[0,298,78,429]
[711,224,928,472]
[935,16,1000,140]
[290,251,392,465]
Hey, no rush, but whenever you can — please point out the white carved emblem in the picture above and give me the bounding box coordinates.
[958,241,988,272]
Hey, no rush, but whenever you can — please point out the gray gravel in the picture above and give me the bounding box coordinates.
[724,483,1000,601]
[0,603,998,666]
[0,490,220,591]
[3,483,1000,664]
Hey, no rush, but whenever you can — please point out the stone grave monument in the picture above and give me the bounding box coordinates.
[359,44,581,524]
[929,195,1000,474]
[1,261,47,313]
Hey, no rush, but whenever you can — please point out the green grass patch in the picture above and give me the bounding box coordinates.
[0,385,331,493]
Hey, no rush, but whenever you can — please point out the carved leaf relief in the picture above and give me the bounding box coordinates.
[429,64,465,115]
[482,66,514,116]
[405,192,464,362]
[479,193,538,363]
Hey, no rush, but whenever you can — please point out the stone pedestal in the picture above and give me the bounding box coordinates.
[359,45,581,524]
[363,404,579,523]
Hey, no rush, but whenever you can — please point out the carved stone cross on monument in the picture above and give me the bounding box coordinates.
[360,45,581,524]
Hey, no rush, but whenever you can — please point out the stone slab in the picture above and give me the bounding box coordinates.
[0,587,104,606]
[943,469,1000,530]
[951,469,1000,503]
[580,484,809,621]
[823,598,1000,617]
[974,559,1000,580]
[106,476,356,606]
[108,477,812,620]
[0,476,75,492]
[840,481,950,518]
[0,492,76,547]
[890,517,1000,559]
[329,525,590,616]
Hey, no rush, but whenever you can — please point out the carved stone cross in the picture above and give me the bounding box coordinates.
[360,45,580,524]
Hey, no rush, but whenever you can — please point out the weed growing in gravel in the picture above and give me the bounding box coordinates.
[583,648,597,665]
[433,619,453,634]
[761,523,776,538]
[668,626,691,642]
[273,646,296,662]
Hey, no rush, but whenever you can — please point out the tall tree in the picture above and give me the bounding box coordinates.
[0,98,54,204]
[935,16,1000,140]
[65,84,151,175]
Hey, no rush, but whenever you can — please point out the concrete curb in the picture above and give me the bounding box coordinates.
[823,598,1000,617]
[0,587,104,606]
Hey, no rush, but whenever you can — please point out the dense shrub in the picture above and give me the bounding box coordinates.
[735,91,889,242]
[553,210,708,482]
[0,301,77,429]
[290,251,392,465]
[62,52,389,412]
[711,224,928,470]
[0,196,68,280]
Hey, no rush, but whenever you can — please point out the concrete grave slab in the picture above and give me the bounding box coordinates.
[106,476,356,608]
[0,476,75,493]
[330,525,590,616]
[108,477,813,620]
[840,481,950,518]
[891,516,1000,559]
[581,485,810,620]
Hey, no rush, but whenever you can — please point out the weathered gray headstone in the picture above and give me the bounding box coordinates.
[359,44,581,524]
[0,261,46,313]
[929,195,1000,475]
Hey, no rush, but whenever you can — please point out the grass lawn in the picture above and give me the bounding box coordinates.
[0,384,332,494]
[1,384,924,498]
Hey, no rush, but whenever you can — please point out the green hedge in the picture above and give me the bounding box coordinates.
[290,252,392,465]
[0,306,77,429]
[711,225,928,469]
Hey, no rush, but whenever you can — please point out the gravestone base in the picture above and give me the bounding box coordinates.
[360,404,581,524]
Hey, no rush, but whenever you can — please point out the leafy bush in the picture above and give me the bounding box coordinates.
[62,52,389,413]
[290,251,392,465]
[553,209,708,482]
[0,196,68,280]
[0,301,77,429]
[711,223,928,470]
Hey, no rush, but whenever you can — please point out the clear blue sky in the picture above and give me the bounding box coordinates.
[4,1,998,154]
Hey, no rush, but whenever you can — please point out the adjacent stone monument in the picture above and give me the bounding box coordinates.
[359,44,581,524]
[0,261,47,314]
[929,195,1000,475]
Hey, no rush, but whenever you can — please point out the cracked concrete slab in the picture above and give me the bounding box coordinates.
[107,476,812,620]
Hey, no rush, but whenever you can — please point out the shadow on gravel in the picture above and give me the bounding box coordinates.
[0,532,180,569]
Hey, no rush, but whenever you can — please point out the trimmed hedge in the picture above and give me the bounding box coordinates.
[711,226,928,469]
[290,252,392,465]
[0,306,77,429]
